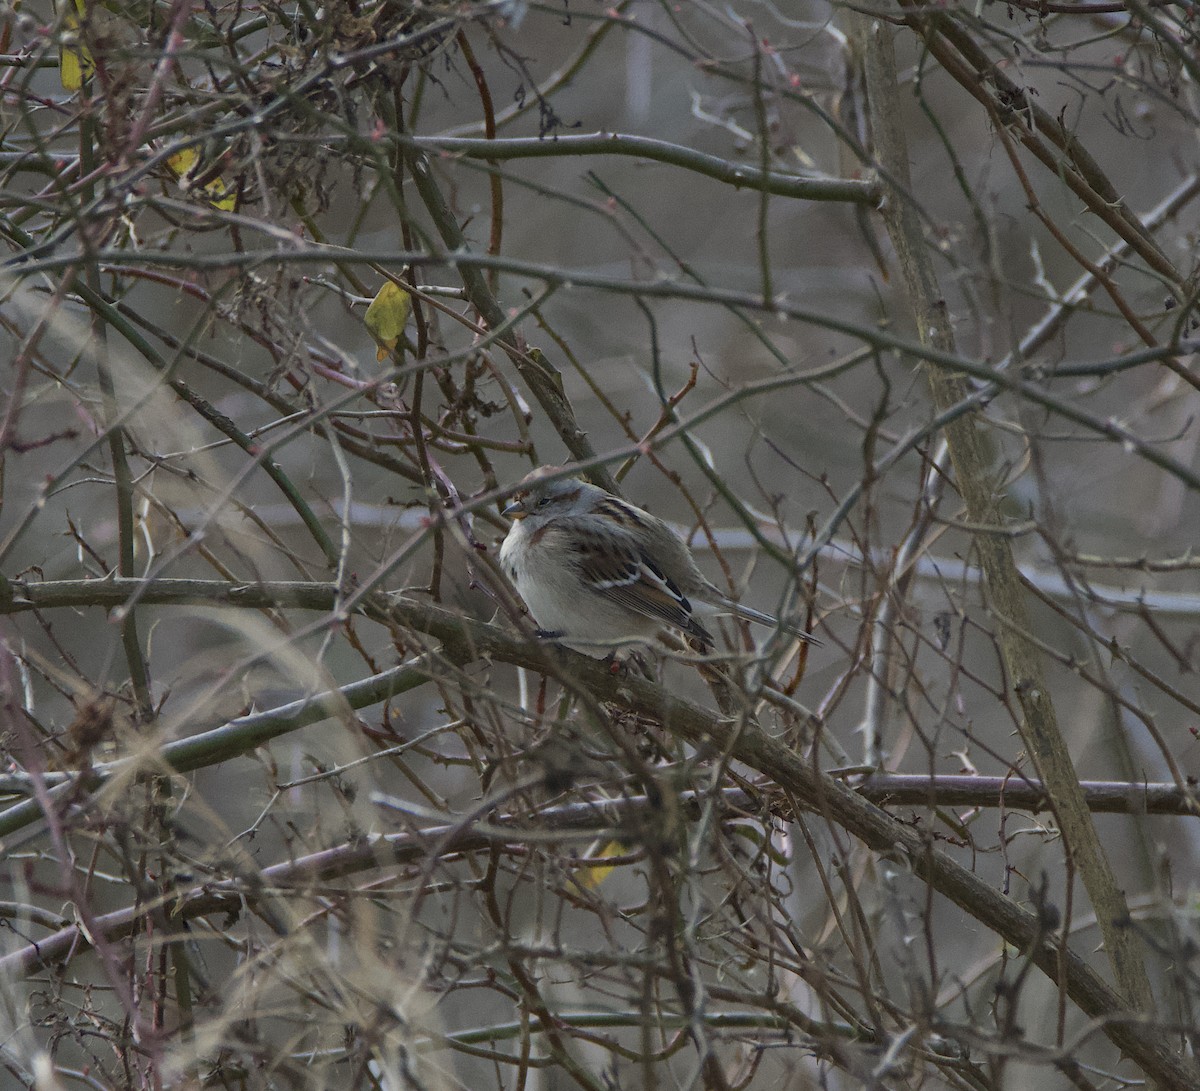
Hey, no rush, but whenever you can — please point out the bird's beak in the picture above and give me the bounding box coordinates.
[503,498,527,520]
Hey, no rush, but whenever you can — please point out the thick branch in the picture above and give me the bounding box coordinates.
[851,11,1158,1018]
[407,132,881,204]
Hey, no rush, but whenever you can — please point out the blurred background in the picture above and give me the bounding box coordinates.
[1,0,1199,1086]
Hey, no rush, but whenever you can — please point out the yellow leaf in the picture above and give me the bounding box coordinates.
[201,178,237,212]
[364,281,411,361]
[60,0,93,91]
[166,146,199,176]
[573,840,625,890]
[166,145,237,211]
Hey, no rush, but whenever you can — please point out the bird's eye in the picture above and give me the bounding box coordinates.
[536,496,551,508]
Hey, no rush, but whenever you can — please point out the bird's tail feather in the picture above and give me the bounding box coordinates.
[726,600,822,646]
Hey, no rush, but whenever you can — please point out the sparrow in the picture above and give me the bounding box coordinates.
[498,465,820,657]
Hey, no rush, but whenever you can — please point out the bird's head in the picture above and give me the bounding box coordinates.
[503,466,595,521]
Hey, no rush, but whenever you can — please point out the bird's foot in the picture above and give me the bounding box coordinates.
[603,649,652,679]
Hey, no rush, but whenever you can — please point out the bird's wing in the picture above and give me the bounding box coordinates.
[568,528,713,645]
